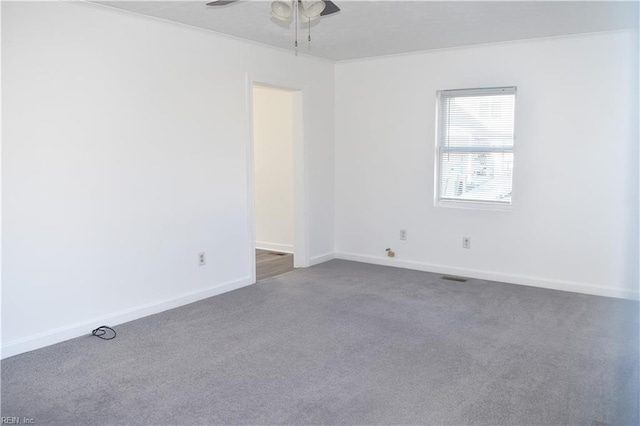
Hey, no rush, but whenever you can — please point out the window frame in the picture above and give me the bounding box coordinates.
[434,86,517,210]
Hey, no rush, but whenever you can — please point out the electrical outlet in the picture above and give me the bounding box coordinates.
[462,237,471,249]
[198,252,206,266]
[400,229,407,241]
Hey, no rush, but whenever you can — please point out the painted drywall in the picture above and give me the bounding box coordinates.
[0,0,3,351]
[253,86,295,253]
[2,1,335,357]
[335,30,639,300]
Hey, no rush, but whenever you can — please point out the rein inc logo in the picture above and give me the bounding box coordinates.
[1,418,35,425]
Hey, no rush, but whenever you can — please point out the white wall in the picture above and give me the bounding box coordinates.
[1,1,335,357]
[3,2,637,361]
[335,30,639,300]
[253,86,295,253]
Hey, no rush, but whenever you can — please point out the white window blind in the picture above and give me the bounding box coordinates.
[437,87,516,205]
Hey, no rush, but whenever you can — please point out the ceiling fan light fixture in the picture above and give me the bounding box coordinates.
[299,0,325,19]
[271,0,294,21]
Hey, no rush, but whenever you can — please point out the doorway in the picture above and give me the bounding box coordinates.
[251,84,303,281]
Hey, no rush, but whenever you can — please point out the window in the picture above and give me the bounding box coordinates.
[436,87,516,206]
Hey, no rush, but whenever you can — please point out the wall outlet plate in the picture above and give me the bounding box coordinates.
[462,237,471,249]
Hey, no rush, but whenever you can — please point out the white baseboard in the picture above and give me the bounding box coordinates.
[1,277,253,359]
[334,252,639,301]
[309,252,335,266]
[255,241,294,254]
[5,253,634,359]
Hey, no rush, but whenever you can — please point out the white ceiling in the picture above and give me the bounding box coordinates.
[95,1,639,61]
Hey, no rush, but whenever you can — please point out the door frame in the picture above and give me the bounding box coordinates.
[245,73,309,284]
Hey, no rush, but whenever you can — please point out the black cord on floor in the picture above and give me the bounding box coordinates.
[92,326,116,340]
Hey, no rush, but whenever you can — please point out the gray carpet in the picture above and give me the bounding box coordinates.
[2,260,638,425]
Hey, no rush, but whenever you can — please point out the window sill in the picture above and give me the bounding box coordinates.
[436,199,513,211]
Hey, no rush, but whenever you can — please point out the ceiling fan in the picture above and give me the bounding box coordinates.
[206,0,341,47]
[206,0,341,18]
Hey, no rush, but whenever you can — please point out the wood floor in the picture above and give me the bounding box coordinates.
[256,249,294,281]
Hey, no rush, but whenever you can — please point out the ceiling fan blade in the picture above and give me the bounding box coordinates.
[320,0,340,16]
[206,0,238,6]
